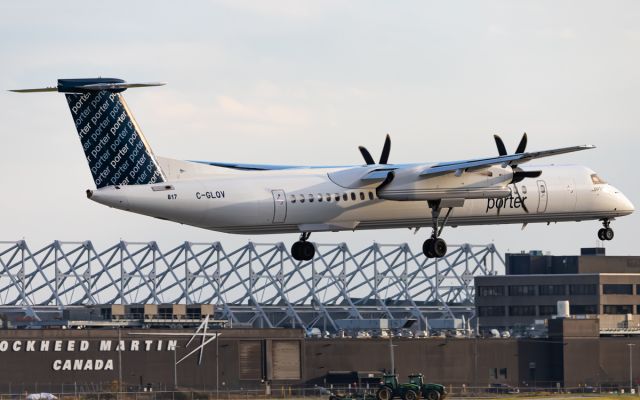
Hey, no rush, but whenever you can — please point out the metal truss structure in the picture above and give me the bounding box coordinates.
[0,240,505,332]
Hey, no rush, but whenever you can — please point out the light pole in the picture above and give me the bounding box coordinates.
[216,330,219,399]
[388,333,396,375]
[118,326,122,396]
[629,343,635,391]
[173,345,178,389]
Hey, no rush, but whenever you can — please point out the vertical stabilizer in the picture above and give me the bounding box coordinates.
[13,78,167,188]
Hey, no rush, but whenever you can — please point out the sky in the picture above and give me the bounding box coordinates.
[0,1,638,258]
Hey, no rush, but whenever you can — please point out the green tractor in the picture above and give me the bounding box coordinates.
[376,374,421,400]
[408,374,446,400]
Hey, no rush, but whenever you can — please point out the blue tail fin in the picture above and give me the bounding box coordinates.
[13,78,167,188]
[62,78,166,188]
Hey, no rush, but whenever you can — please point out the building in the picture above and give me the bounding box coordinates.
[475,248,640,331]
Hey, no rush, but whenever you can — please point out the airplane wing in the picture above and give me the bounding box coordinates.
[419,145,595,177]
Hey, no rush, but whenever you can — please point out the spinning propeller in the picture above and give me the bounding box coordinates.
[359,134,391,165]
[493,133,542,213]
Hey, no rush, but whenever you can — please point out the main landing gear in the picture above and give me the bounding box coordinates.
[291,232,315,261]
[422,200,455,259]
[597,219,615,241]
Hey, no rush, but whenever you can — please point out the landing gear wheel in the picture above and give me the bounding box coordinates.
[291,241,303,260]
[597,219,615,241]
[403,390,418,400]
[423,238,448,258]
[376,387,393,400]
[301,241,315,260]
[291,233,315,261]
[423,238,435,258]
[604,227,614,241]
[432,238,447,258]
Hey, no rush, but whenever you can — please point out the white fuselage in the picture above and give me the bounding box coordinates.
[87,161,634,235]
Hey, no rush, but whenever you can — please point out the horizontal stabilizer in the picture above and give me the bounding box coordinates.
[10,87,58,93]
[10,78,165,94]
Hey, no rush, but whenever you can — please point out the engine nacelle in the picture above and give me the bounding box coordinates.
[377,165,513,201]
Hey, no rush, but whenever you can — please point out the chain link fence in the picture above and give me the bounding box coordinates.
[3,383,640,400]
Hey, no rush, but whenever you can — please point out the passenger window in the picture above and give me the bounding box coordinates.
[350,192,356,201]
[317,194,323,202]
[308,194,314,203]
[521,186,527,194]
[326,193,331,202]
[343,193,348,201]
[299,194,305,203]
[335,193,340,202]
[368,192,374,200]
[359,192,365,200]
[290,195,296,203]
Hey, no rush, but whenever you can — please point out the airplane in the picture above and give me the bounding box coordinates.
[11,78,634,261]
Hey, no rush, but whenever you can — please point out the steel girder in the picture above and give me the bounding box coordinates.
[0,240,504,331]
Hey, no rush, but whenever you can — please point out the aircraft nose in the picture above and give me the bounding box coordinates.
[613,188,635,215]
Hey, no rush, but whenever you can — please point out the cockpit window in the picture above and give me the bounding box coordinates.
[591,174,607,185]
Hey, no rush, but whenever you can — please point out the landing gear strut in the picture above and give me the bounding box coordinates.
[597,219,615,241]
[423,201,454,259]
[291,232,315,261]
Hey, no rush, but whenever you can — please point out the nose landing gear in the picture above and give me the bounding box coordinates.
[597,219,614,241]
[291,232,315,261]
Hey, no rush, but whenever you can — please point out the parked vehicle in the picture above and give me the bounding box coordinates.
[408,374,447,400]
[376,375,421,400]
[486,383,520,394]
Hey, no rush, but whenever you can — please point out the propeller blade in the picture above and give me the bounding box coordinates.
[358,146,375,165]
[512,169,542,184]
[494,135,508,156]
[515,132,528,154]
[379,134,391,164]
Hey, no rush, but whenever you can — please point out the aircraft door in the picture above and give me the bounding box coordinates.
[536,180,548,213]
[272,190,287,223]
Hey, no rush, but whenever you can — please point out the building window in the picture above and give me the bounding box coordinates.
[603,305,633,314]
[538,305,556,316]
[570,304,598,314]
[569,284,597,295]
[603,284,633,295]
[478,286,504,297]
[478,306,505,317]
[508,285,536,296]
[538,285,566,296]
[508,305,536,316]
[489,368,508,380]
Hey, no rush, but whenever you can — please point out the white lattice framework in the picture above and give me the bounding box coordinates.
[0,240,504,331]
